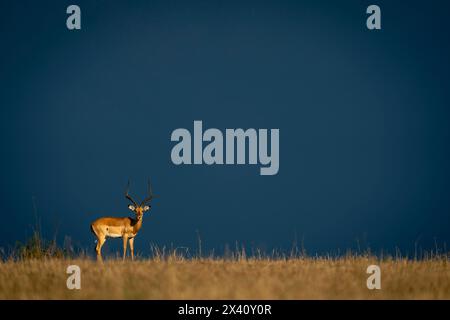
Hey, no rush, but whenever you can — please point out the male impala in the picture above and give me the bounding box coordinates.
[90,180,155,261]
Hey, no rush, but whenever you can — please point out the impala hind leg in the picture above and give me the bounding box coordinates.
[129,238,135,261]
[96,236,106,262]
[91,225,106,262]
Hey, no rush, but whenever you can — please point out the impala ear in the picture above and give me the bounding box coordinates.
[143,205,150,211]
[128,205,135,211]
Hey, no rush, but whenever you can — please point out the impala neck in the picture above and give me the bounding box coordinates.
[133,216,143,233]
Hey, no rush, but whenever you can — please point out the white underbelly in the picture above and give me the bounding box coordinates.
[108,233,122,238]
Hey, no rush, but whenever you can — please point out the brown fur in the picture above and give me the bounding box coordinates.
[90,208,146,261]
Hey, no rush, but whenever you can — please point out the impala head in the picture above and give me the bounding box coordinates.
[125,180,155,220]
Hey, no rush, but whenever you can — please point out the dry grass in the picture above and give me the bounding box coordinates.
[0,256,448,299]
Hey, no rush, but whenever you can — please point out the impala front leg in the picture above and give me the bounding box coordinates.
[129,238,135,261]
[122,235,128,261]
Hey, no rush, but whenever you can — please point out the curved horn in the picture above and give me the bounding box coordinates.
[125,180,138,207]
[140,179,154,206]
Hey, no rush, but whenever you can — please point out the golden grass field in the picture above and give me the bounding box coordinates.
[0,256,448,299]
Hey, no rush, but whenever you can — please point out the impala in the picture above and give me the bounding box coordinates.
[90,180,155,261]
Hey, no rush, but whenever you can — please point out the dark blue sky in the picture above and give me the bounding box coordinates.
[1,0,449,257]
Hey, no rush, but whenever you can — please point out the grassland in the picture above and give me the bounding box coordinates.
[0,255,448,299]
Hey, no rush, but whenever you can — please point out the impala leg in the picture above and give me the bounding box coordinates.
[129,238,135,261]
[122,236,128,261]
[96,236,106,262]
